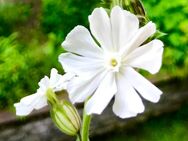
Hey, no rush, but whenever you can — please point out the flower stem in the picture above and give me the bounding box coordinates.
[81,107,91,141]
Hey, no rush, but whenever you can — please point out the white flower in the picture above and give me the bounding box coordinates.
[59,6,164,118]
[14,68,74,116]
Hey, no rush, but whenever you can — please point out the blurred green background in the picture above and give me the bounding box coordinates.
[0,0,98,109]
[0,0,188,140]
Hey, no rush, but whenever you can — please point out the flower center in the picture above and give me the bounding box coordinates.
[111,58,118,67]
[104,53,122,72]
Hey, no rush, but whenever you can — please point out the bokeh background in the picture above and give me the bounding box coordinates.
[0,0,188,141]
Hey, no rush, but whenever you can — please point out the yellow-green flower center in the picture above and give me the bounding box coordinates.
[111,58,118,67]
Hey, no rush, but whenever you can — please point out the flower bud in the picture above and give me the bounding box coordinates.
[124,0,146,17]
[103,0,148,25]
[46,89,81,136]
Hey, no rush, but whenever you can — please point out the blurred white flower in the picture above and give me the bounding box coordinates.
[59,6,164,118]
[14,68,74,116]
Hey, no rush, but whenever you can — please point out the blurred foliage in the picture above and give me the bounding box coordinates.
[0,2,30,36]
[0,33,63,109]
[142,0,188,78]
[0,0,98,109]
[41,0,98,40]
[0,34,27,108]
[0,0,188,109]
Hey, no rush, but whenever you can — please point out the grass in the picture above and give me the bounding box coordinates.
[93,104,188,141]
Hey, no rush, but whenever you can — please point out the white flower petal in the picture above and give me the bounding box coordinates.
[68,70,107,103]
[119,112,137,118]
[121,21,156,55]
[14,94,41,116]
[85,72,117,115]
[21,93,47,110]
[20,93,38,106]
[53,72,75,91]
[61,72,75,82]
[59,53,103,76]
[89,7,113,51]
[38,76,50,92]
[33,94,48,110]
[111,6,139,51]
[126,67,162,103]
[14,103,33,116]
[126,39,164,74]
[50,68,59,85]
[48,68,75,91]
[62,25,103,58]
[113,71,145,118]
[14,94,47,116]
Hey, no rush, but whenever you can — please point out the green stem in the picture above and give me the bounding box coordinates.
[81,108,91,141]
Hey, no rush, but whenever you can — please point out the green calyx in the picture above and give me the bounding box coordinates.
[51,102,81,136]
[46,88,58,105]
[46,89,81,136]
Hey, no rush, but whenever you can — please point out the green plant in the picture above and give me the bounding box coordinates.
[0,33,28,108]
[142,0,188,78]
[0,2,31,36]
[41,0,98,40]
[0,33,64,109]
